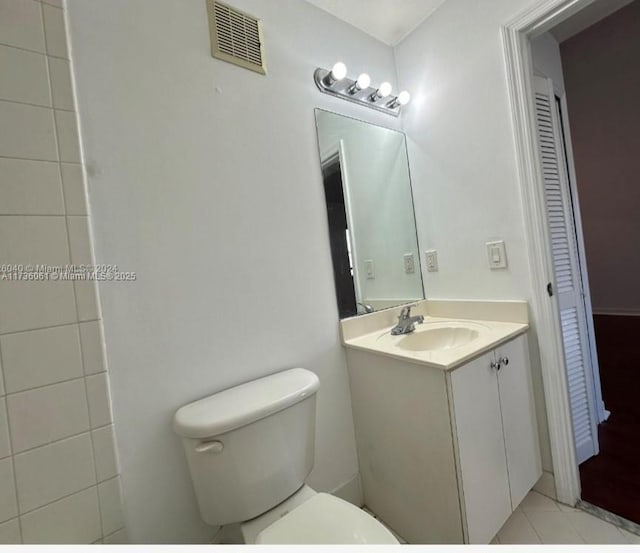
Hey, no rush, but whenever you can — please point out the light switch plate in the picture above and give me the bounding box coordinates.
[425,250,438,272]
[364,259,375,279]
[486,240,507,269]
[404,253,415,274]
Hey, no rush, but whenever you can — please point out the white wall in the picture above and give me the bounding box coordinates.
[394,0,555,473]
[65,0,400,543]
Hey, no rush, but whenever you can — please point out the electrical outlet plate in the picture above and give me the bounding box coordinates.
[486,240,507,269]
[425,250,438,272]
[403,253,415,274]
[364,259,375,279]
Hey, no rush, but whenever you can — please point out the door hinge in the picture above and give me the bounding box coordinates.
[547,282,554,297]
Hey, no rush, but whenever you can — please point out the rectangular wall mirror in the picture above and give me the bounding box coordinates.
[315,109,424,318]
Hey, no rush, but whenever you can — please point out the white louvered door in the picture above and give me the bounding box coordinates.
[533,76,599,464]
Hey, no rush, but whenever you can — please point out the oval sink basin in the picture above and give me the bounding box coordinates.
[397,326,480,352]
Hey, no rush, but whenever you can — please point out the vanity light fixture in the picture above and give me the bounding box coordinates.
[322,61,348,87]
[369,81,392,102]
[314,64,410,117]
[347,73,371,95]
[387,90,411,109]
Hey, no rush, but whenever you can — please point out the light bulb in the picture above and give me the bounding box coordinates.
[397,90,411,105]
[331,61,347,81]
[356,73,371,90]
[378,82,392,98]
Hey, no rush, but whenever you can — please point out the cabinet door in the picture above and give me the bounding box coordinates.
[497,336,542,509]
[450,352,512,544]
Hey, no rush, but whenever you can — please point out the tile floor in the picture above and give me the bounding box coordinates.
[493,491,640,544]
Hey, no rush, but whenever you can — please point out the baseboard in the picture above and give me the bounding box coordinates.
[331,472,363,507]
[533,470,557,501]
[592,309,640,317]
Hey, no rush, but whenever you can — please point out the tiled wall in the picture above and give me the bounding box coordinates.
[0,0,125,544]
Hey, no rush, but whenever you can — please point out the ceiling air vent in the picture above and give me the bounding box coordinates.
[206,0,266,75]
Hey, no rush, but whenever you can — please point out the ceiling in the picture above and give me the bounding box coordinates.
[304,0,447,46]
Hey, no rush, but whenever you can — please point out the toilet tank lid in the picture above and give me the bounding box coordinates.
[173,368,320,438]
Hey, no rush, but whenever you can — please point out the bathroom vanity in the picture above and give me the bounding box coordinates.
[341,300,541,544]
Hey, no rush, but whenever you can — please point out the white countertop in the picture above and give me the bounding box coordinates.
[342,314,528,371]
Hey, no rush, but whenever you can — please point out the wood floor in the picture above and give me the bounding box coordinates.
[579,314,640,525]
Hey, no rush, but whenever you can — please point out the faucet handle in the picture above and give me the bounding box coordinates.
[399,304,415,319]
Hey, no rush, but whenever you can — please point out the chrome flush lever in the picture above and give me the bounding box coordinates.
[194,440,224,454]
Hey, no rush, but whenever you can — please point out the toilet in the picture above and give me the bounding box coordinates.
[173,368,399,544]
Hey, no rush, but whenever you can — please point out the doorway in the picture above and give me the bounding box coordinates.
[551,0,640,525]
[502,0,639,518]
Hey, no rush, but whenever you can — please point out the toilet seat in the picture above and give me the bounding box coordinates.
[255,493,399,544]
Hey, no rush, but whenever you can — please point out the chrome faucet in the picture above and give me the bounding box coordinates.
[391,304,424,335]
[357,302,374,314]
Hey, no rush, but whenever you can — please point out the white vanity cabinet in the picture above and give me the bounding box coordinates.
[449,336,542,543]
[345,332,541,544]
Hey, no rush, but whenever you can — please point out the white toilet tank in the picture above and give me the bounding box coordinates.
[173,368,320,526]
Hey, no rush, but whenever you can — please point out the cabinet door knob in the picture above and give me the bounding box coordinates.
[500,356,509,366]
[490,360,501,371]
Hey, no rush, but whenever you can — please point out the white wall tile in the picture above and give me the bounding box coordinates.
[86,373,112,428]
[0,46,50,106]
[0,280,77,334]
[1,324,83,393]
[60,163,87,215]
[67,216,92,265]
[14,433,96,512]
[0,458,17,523]
[0,0,118,543]
[42,4,68,59]
[48,57,74,110]
[74,280,101,321]
[21,486,101,544]
[0,518,20,544]
[0,158,63,215]
[79,321,105,375]
[54,109,80,162]
[7,379,89,452]
[0,216,69,265]
[0,399,10,459]
[0,101,57,160]
[0,216,76,331]
[68,216,102,322]
[92,425,118,482]
[0,0,45,53]
[98,477,124,535]
[0,357,4,395]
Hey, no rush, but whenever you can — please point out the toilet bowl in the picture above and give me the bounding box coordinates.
[173,368,399,544]
[241,485,398,544]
